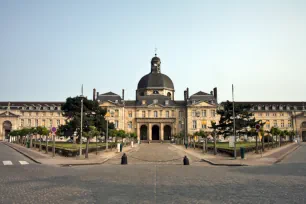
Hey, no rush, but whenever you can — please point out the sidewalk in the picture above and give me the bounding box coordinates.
[171,142,301,166]
[3,142,138,166]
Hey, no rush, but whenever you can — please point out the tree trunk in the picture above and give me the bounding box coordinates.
[35,134,38,148]
[202,140,205,153]
[39,135,42,152]
[85,138,90,159]
[255,133,258,154]
[30,135,33,148]
[46,136,49,154]
[214,132,217,155]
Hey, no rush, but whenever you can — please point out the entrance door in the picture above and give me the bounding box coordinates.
[302,131,306,142]
[140,125,148,140]
[3,121,12,140]
[152,125,160,140]
[164,125,171,140]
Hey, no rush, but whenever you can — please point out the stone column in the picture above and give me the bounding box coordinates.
[149,123,152,141]
[160,123,164,141]
[137,123,140,141]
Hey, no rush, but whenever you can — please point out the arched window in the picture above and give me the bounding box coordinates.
[167,92,171,97]
[153,90,159,94]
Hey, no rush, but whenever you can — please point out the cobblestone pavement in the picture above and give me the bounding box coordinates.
[0,143,305,203]
[105,143,201,165]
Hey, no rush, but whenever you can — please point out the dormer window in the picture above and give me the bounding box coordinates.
[153,99,158,104]
[265,106,269,111]
[192,100,196,104]
[286,106,290,111]
[142,100,146,105]
[50,106,54,110]
[115,100,118,103]
[153,90,159,94]
[272,106,276,110]
[294,106,297,110]
[279,106,283,110]
[258,106,261,110]
[165,100,169,105]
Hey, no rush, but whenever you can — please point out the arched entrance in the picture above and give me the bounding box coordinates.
[164,125,171,140]
[3,121,12,139]
[152,125,160,140]
[140,125,148,140]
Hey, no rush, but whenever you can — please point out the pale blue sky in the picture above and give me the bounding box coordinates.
[1,0,306,102]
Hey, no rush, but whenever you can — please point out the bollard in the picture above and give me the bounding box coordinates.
[183,156,190,165]
[131,141,134,148]
[121,153,128,165]
[117,143,120,153]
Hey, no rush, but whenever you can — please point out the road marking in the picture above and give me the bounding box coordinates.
[3,161,13,165]
[19,161,29,165]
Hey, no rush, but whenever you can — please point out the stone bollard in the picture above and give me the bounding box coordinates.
[121,153,128,165]
[183,156,190,165]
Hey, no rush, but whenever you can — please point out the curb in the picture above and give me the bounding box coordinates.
[274,144,301,164]
[3,142,41,164]
[200,158,248,166]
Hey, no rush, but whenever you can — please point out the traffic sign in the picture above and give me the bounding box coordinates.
[255,124,261,130]
[105,112,110,117]
[51,127,57,133]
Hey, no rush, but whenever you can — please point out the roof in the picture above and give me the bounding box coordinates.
[97,92,122,103]
[137,73,174,90]
[0,102,64,106]
[192,91,210,96]
[100,92,118,96]
[232,101,306,111]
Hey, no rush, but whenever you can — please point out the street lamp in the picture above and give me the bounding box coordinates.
[104,112,110,150]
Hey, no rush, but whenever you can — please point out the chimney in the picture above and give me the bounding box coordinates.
[93,88,96,101]
[184,90,187,101]
[187,88,189,99]
[210,91,213,95]
[96,92,99,100]
[213,87,218,102]
[122,89,125,100]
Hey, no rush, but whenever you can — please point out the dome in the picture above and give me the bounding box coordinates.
[137,73,174,90]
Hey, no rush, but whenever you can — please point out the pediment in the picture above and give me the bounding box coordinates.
[192,101,215,107]
[99,101,119,107]
[0,111,19,117]
[147,104,164,108]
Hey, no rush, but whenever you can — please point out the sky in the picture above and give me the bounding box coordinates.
[1,0,306,102]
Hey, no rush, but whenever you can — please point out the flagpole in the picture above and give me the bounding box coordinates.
[80,84,84,158]
[232,84,236,159]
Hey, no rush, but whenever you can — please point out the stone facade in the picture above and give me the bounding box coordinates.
[0,102,66,140]
[97,55,219,142]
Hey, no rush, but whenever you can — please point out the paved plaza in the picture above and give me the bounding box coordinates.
[0,142,306,203]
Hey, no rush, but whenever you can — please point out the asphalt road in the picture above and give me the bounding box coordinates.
[0,142,32,166]
[0,142,305,204]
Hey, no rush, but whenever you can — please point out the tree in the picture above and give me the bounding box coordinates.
[36,126,49,152]
[83,126,100,159]
[215,101,256,138]
[210,121,218,155]
[61,96,107,143]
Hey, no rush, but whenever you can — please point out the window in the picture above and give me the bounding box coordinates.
[58,112,61,116]
[202,110,206,117]
[192,120,197,129]
[258,106,261,110]
[36,112,39,116]
[165,100,169,105]
[28,119,31,127]
[266,120,270,129]
[128,122,132,129]
[115,110,119,117]
[166,111,169,118]
[272,113,276,116]
[202,124,206,129]
[115,120,119,128]
[272,106,276,110]
[21,119,24,127]
[273,120,277,127]
[172,110,175,117]
[280,112,284,116]
[211,110,216,117]
[142,111,146,118]
[35,119,38,127]
[192,110,196,117]
[42,119,45,127]
[265,106,269,110]
[43,112,46,116]
[281,120,284,127]
[288,120,292,128]
[179,111,182,118]
[286,106,291,111]
[148,110,151,117]
[142,100,146,105]
[153,99,158,104]
[258,113,262,116]
[57,120,60,126]
[50,112,53,116]
[266,112,269,116]
[160,110,162,117]
[153,90,159,94]
[154,111,158,118]
[49,119,52,127]
[179,121,183,129]
[128,112,132,117]
[29,112,32,116]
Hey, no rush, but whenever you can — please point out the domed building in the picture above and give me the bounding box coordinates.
[96,55,219,142]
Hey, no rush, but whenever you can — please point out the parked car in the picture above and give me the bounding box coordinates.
[66,139,73,143]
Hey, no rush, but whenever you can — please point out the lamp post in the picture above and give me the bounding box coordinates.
[232,84,237,159]
[104,112,110,150]
[266,121,270,149]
